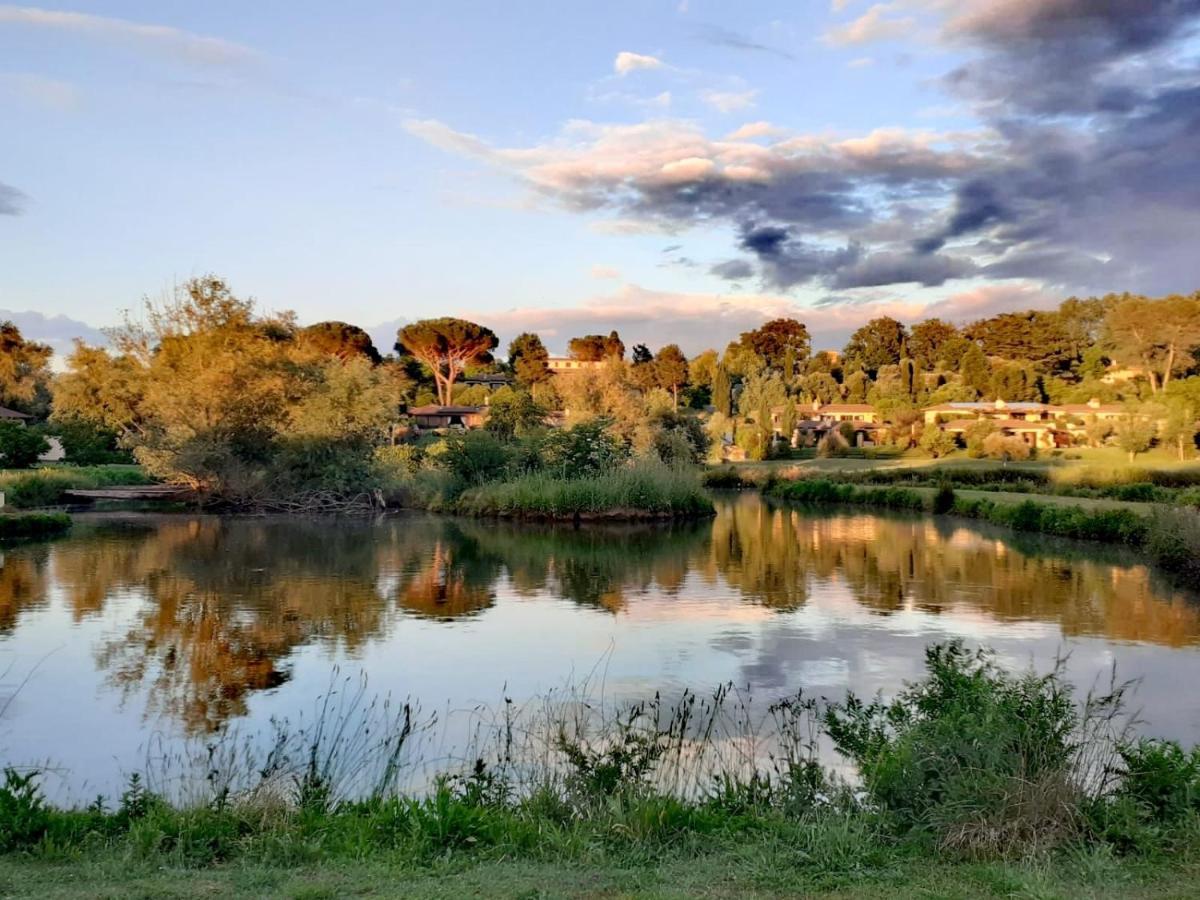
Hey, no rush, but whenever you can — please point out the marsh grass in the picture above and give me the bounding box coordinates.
[454,460,714,520]
[3,642,1194,875]
[0,465,151,508]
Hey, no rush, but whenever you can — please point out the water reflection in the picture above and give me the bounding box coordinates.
[1,494,1198,736]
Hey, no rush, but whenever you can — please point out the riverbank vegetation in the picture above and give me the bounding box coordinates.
[0,511,71,539]
[0,465,150,508]
[3,644,1200,897]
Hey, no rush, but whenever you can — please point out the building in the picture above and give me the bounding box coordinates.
[461,373,511,390]
[923,398,1127,449]
[407,405,489,430]
[0,406,31,423]
[774,400,880,448]
[546,357,604,374]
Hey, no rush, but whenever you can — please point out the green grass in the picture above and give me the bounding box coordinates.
[4,643,1200,897]
[446,461,714,520]
[0,511,71,539]
[0,465,151,508]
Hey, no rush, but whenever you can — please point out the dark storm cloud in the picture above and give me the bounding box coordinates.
[831,251,976,289]
[0,181,26,215]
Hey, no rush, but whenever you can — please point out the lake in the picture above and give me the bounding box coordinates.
[3,492,1200,801]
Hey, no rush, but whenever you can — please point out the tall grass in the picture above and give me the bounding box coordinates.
[454,460,715,520]
[0,465,151,509]
[2,642,1193,870]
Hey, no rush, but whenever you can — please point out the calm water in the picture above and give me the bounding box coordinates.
[4,492,1200,800]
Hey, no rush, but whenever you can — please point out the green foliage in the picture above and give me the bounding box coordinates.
[770,479,926,511]
[47,417,132,465]
[0,422,49,469]
[507,332,551,385]
[0,512,71,540]
[567,330,624,362]
[398,317,499,405]
[843,316,907,376]
[0,769,48,851]
[539,420,628,478]
[0,465,150,508]
[483,390,546,440]
[918,424,957,458]
[824,642,1085,855]
[712,364,733,417]
[439,430,515,485]
[739,318,811,370]
[456,459,713,520]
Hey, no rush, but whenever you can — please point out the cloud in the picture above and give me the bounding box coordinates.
[710,259,754,280]
[0,180,26,214]
[0,72,80,110]
[690,23,795,60]
[614,51,664,76]
[848,56,875,68]
[590,264,621,279]
[699,88,758,113]
[0,5,259,68]
[0,309,106,355]
[824,4,916,46]
[411,1,1200,298]
[460,281,1058,355]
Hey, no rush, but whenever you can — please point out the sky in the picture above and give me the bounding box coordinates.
[2,0,1200,356]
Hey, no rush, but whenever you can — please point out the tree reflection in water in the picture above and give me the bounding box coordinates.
[2,494,1197,733]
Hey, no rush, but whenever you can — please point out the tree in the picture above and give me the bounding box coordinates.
[966,311,1075,374]
[908,319,958,371]
[0,321,52,414]
[1104,294,1200,392]
[568,330,624,361]
[653,344,689,408]
[298,321,382,364]
[739,318,811,370]
[688,349,719,390]
[989,363,1041,402]
[398,318,498,406]
[843,317,907,376]
[964,420,998,457]
[843,370,871,403]
[484,389,546,440]
[736,372,788,420]
[804,372,840,404]
[508,332,551,386]
[713,364,733,417]
[629,344,658,392]
[0,422,49,468]
[1160,397,1198,461]
[55,276,403,498]
[899,355,919,400]
[1114,411,1156,462]
[960,344,990,397]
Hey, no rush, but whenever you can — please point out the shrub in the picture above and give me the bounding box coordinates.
[964,421,998,458]
[981,432,1031,462]
[439,430,514,485]
[701,467,746,489]
[540,420,628,478]
[918,424,957,459]
[0,768,49,851]
[823,642,1085,856]
[0,422,50,469]
[932,483,956,514]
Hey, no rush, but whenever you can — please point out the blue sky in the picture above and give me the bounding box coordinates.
[3,1,1199,355]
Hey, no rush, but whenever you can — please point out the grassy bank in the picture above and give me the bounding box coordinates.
[767,478,1200,582]
[3,644,1200,898]
[395,460,714,521]
[0,511,71,540]
[0,465,151,509]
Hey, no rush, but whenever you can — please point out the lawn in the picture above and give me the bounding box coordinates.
[4,845,1199,899]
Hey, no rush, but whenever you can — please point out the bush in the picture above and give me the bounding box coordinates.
[540,420,628,478]
[438,430,514,485]
[701,467,747,489]
[0,465,150,508]
[0,422,49,469]
[50,418,133,465]
[932,483,956,514]
[981,432,1031,462]
[0,768,49,851]
[918,424,957,459]
[823,642,1085,856]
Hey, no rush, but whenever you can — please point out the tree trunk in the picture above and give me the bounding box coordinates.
[1163,344,1176,390]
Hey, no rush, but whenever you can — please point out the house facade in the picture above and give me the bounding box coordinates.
[546,357,604,374]
[407,405,489,430]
